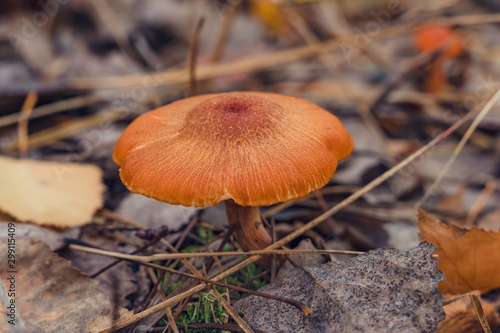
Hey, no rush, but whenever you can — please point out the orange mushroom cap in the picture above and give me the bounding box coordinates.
[413,26,464,59]
[113,92,354,207]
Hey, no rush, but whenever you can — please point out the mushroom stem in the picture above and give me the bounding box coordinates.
[426,58,447,94]
[224,199,285,266]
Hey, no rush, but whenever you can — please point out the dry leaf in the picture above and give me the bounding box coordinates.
[0,156,105,228]
[234,242,445,333]
[0,240,133,332]
[417,210,500,295]
[437,294,500,333]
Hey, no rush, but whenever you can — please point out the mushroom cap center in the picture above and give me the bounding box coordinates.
[183,94,284,142]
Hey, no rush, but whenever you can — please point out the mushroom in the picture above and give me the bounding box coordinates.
[413,26,465,93]
[113,92,353,264]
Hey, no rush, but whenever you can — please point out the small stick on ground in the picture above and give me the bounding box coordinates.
[187,17,205,97]
[210,0,242,63]
[210,257,254,333]
[17,91,38,158]
[69,244,365,261]
[145,267,179,333]
[469,294,493,333]
[204,226,235,277]
[270,217,277,283]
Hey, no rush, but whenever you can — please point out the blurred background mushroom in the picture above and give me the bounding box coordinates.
[413,25,467,94]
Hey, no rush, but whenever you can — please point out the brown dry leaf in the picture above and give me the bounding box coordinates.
[417,210,500,295]
[0,156,105,228]
[437,294,500,333]
[234,242,445,333]
[0,240,133,332]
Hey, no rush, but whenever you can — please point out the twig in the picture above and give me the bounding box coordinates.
[145,267,179,333]
[69,244,365,261]
[314,191,336,231]
[204,226,235,276]
[6,108,125,152]
[97,209,145,229]
[0,95,105,129]
[17,91,38,157]
[165,306,179,333]
[209,0,242,63]
[442,293,469,306]
[215,289,254,333]
[187,17,205,97]
[270,218,277,283]
[212,255,230,305]
[469,294,493,333]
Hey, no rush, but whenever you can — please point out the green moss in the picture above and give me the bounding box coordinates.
[177,290,230,333]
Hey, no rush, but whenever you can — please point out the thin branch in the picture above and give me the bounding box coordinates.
[187,17,205,97]
[17,91,38,157]
[69,244,365,262]
[469,294,493,333]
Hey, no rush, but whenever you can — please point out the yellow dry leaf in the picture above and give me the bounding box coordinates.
[0,155,104,228]
[249,0,289,37]
[437,294,500,333]
[417,210,500,295]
